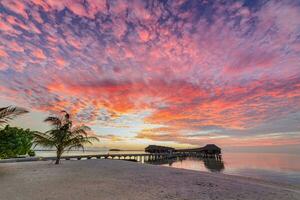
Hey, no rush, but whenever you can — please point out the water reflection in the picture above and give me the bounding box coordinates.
[146,156,225,172]
[148,153,300,186]
[203,157,225,172]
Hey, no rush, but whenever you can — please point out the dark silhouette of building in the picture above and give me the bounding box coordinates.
[145,145,175,153]
[174,144,221,155]
[201,144,221,155]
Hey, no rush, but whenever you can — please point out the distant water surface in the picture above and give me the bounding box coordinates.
[159,152,300,187]
[35,151,300,187]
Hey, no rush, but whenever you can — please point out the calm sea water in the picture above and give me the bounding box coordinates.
[35,150,300,187]
[159,153,300,187]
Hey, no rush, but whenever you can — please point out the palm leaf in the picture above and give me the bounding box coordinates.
[0,106,28,125]
[44,116,62,127]
[33,132,57,149]
[71,125,91,136]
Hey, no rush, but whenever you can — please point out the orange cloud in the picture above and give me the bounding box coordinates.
[32,49,46,60]
[138,29,150,42]
[0,49,8,57]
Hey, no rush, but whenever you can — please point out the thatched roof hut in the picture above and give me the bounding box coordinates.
[146,144,221,155]
[201,144,221,154]
[145,145,175,153]
[175,144,221,154]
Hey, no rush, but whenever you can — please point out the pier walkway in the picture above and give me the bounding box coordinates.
[0,151,221,163]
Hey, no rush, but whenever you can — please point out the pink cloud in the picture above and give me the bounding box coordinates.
[1,0,28,19]
[9,41,24,52]
[55,57,67,69]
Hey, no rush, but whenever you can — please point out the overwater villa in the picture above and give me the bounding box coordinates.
[145,144,221,156]
[145,145,175,153]
[201,144,221,155]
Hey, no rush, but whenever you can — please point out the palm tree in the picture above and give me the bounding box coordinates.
[0,106,28,126]
[33,111,99,164]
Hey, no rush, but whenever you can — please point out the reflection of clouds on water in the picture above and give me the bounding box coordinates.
[151,153,300,186]
[147,156,225,172]
[145,158,177,166]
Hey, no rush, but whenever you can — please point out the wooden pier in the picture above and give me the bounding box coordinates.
[52,151,220,162]
[0,151,221,163]
[0,144,222,163]
[44,152,220,162]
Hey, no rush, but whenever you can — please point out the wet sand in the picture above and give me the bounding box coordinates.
[0,159,299,200]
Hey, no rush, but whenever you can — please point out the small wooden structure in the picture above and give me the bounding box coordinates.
[145,145,175,153]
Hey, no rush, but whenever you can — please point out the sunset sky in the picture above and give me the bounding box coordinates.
[0,0,300,151]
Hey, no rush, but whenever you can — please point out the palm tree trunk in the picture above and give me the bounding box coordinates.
[55,149,62,164]
[55,156,60,164]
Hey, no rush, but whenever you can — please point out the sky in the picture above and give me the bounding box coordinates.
[0,0,300,152]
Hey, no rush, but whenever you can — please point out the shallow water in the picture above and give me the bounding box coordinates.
[35,150,300,187]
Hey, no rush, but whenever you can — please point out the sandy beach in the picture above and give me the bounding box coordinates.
[0,159,299,200]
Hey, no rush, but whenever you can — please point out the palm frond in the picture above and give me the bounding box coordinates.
[66,143,85,152]
[86,136,100,142]
[61,110,70,120]
[44,116,62,127]
[71,125,91,136]
[33,132,57,148]
[0,106,28,125]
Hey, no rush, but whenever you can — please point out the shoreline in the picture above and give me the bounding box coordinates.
[1,159,299,200]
